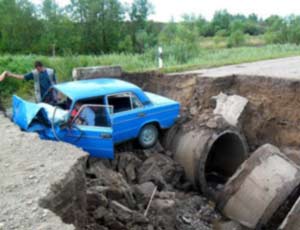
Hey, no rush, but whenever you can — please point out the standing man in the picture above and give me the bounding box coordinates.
[0,61,57,102]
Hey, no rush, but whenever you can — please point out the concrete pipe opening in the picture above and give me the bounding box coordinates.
[204,132,248,189]
[167,128,248,198]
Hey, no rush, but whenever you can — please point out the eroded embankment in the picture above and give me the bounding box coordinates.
[123,72,300,151]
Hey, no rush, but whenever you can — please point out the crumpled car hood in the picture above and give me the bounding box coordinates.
[12,95,68,132]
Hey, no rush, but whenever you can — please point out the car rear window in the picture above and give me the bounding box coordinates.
[108,93,143,113]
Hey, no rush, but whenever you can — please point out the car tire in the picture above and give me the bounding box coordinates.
[138,124,159,149]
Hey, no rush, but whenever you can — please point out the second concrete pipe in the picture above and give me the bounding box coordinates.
[218,144,300,229]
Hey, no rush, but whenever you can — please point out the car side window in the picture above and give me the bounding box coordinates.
[72,104,112,127]
[131,94,143,109]
[108,92,143,113]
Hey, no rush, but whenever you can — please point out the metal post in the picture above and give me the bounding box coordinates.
[158,46,163,69]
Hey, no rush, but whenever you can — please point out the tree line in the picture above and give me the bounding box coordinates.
[1,0,300,55]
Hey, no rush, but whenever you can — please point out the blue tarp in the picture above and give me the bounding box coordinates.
[12,95,68,132]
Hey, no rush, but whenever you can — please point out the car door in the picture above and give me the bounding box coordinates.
[106,92,146,143]
[61,104,114,159]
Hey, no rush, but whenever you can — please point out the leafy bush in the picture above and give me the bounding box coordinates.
[227,30,245,47]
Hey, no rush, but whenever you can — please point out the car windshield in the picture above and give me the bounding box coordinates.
[42,87,72,110]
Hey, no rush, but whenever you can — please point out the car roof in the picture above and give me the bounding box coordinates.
[54,78,148,102]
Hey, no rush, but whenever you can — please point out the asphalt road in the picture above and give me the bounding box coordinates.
[169,56,300,79]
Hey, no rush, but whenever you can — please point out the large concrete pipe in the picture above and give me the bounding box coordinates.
[163,124,249,198]
[217,144,300,229]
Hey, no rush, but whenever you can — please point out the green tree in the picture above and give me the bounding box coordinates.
[230,20,245,33]
[244,13,262,35]
[129,0,153,28]
[211,10,232,35]
[286,16,300,44]
[0,0,42,53]
[129,0,154,52]
[227,30,245,47]
[118,34,134,52]
[195,15,209,36]
[158,16,200,63]
[158,19,177,45]
[69,0,124,54]
[38,0,80,55]
[227,16,248,47]
[264,15,288,43]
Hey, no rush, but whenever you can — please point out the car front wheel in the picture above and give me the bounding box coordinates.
[138,124,159,149]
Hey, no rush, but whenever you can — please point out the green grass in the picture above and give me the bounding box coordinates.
[162,44,300,73]
[199,35,266,49]
[1,43,300,107]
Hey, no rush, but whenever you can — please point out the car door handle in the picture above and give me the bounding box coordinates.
[100,133,112,139]
[138,113,145,117]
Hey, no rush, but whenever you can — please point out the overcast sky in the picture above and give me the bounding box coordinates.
[32,0,300,21]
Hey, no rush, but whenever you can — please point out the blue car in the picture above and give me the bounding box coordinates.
[12,78,180,159]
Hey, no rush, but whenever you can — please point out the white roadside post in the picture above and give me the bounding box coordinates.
[158,46,163,69]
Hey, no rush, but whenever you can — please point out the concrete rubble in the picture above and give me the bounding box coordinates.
[72,66,122,80]
[83,151,222,230]
[212,92,248,127]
